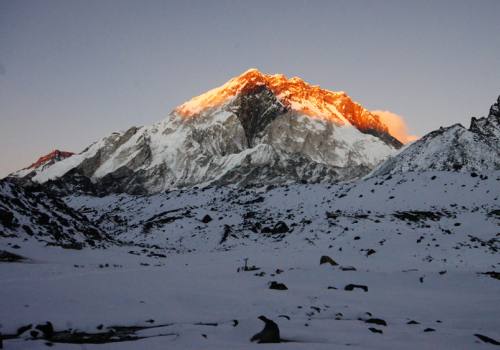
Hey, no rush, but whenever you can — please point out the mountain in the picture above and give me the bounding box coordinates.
[12,149,74,179]
[10,69,403,195]
[1,81,499,349]
[0,178,108,249]
[371,95,500,176]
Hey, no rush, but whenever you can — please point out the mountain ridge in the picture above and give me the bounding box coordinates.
[176,68,403,148]
[371,95,500,176]
[10,69,405,194]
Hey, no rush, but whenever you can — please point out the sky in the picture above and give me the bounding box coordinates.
[1,0,499,177]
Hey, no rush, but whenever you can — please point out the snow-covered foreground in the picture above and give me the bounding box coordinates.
[0,243,499,349]
[1,171,499,349]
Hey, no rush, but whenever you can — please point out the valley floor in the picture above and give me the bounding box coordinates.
[1,241,499,349]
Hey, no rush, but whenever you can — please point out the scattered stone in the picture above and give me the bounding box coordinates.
[262,221,290,235]
[438,270,447,275]
[220,225,233,244]
[474,333,500,345]
[344,284,368,292]
[365,318,387,326]
[365,249,376,256]
[310,306,321,313]
[407,320,420,325]
[250,316,280,343]
[368,327,383,334]
[393,211,443,222]
[269,281,288,290]
[272,221,289,234]
[320,255,338,266]
[423,328,435,332]
[201,215,212,223]
[340,266,356,271]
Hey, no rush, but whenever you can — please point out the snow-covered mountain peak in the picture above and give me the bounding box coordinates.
[29,150,75,169]
[11,149,74,179]
[9,70,413,194]
[371,95,500,176]
[175,69,403,148]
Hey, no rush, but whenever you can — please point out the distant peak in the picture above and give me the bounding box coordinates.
[28,150,74,170]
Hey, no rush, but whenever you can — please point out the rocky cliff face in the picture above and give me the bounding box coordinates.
[0,178,108,248]
[371,96,500,176]
[11,69,404,194]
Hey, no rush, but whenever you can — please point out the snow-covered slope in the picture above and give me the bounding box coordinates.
[64,171,499,267]
[1,170,498,349]
[372,96,500,176]
[0,178,109,248]
[12,69,403,194]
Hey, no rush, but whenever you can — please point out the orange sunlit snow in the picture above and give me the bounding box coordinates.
[175,68,412,144]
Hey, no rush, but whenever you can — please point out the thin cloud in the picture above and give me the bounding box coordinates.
[372,110,419,144]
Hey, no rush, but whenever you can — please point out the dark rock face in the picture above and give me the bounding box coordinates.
[362,128,403,149]
[488,95,500,119]
[0,179,110,248]
[230,85,288,147]
[0,207,17,228]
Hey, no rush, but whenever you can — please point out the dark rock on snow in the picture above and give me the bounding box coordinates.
[250,316,280,343]
[269,281,288,290]
[344,284,368,292]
